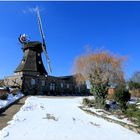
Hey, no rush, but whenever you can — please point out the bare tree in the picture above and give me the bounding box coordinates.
[74,49,125,107]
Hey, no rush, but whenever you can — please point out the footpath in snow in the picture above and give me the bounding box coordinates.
[0,96,140,140]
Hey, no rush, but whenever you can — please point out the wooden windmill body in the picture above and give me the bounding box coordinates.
[15,41,48,76]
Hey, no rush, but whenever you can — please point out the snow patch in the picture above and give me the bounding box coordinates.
[0,96,140,140]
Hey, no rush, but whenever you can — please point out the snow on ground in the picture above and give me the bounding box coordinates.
[0,96,140,140]
[0,92,24,109]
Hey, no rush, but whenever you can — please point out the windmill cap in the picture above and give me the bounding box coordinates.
[23,41,43,52]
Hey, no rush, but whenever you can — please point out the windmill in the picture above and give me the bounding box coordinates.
[36,7,52,74]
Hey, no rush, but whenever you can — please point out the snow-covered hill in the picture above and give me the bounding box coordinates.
[0,96,140,140]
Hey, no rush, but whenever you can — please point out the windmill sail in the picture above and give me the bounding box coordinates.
[36,7,52,74]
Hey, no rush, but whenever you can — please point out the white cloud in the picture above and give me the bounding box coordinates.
[22,7,44,14]
[28,7,38,13]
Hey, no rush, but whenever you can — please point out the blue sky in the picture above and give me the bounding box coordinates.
[0,1,140,80]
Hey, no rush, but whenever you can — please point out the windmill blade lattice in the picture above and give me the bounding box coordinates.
[36,7,52,74]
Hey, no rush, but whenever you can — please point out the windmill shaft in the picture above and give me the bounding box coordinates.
[37,11,46,48]
[41,44,52,73]
[37,8,52,73]
[37,9,45,40]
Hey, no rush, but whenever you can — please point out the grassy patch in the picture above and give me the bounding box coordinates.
[125,104,140,126]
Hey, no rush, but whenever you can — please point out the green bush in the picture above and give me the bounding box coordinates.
[126,104,137,117]
[82,98,94,107]
[134,110,140,126]
[0,93,8,100]
[90,83,108,108]
[114,88,131,112]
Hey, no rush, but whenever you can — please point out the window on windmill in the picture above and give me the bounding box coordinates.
[39,61,41,64]
[38,53,40,56]
[50,83,53,90]
[52,83,55,91]
[31,79,35,85]
[78,86,81,92]
[21,59,25,64]
[61,83,63,88]
[67,84,69,88]
[50,83,55,91]
[42,80,45,86]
